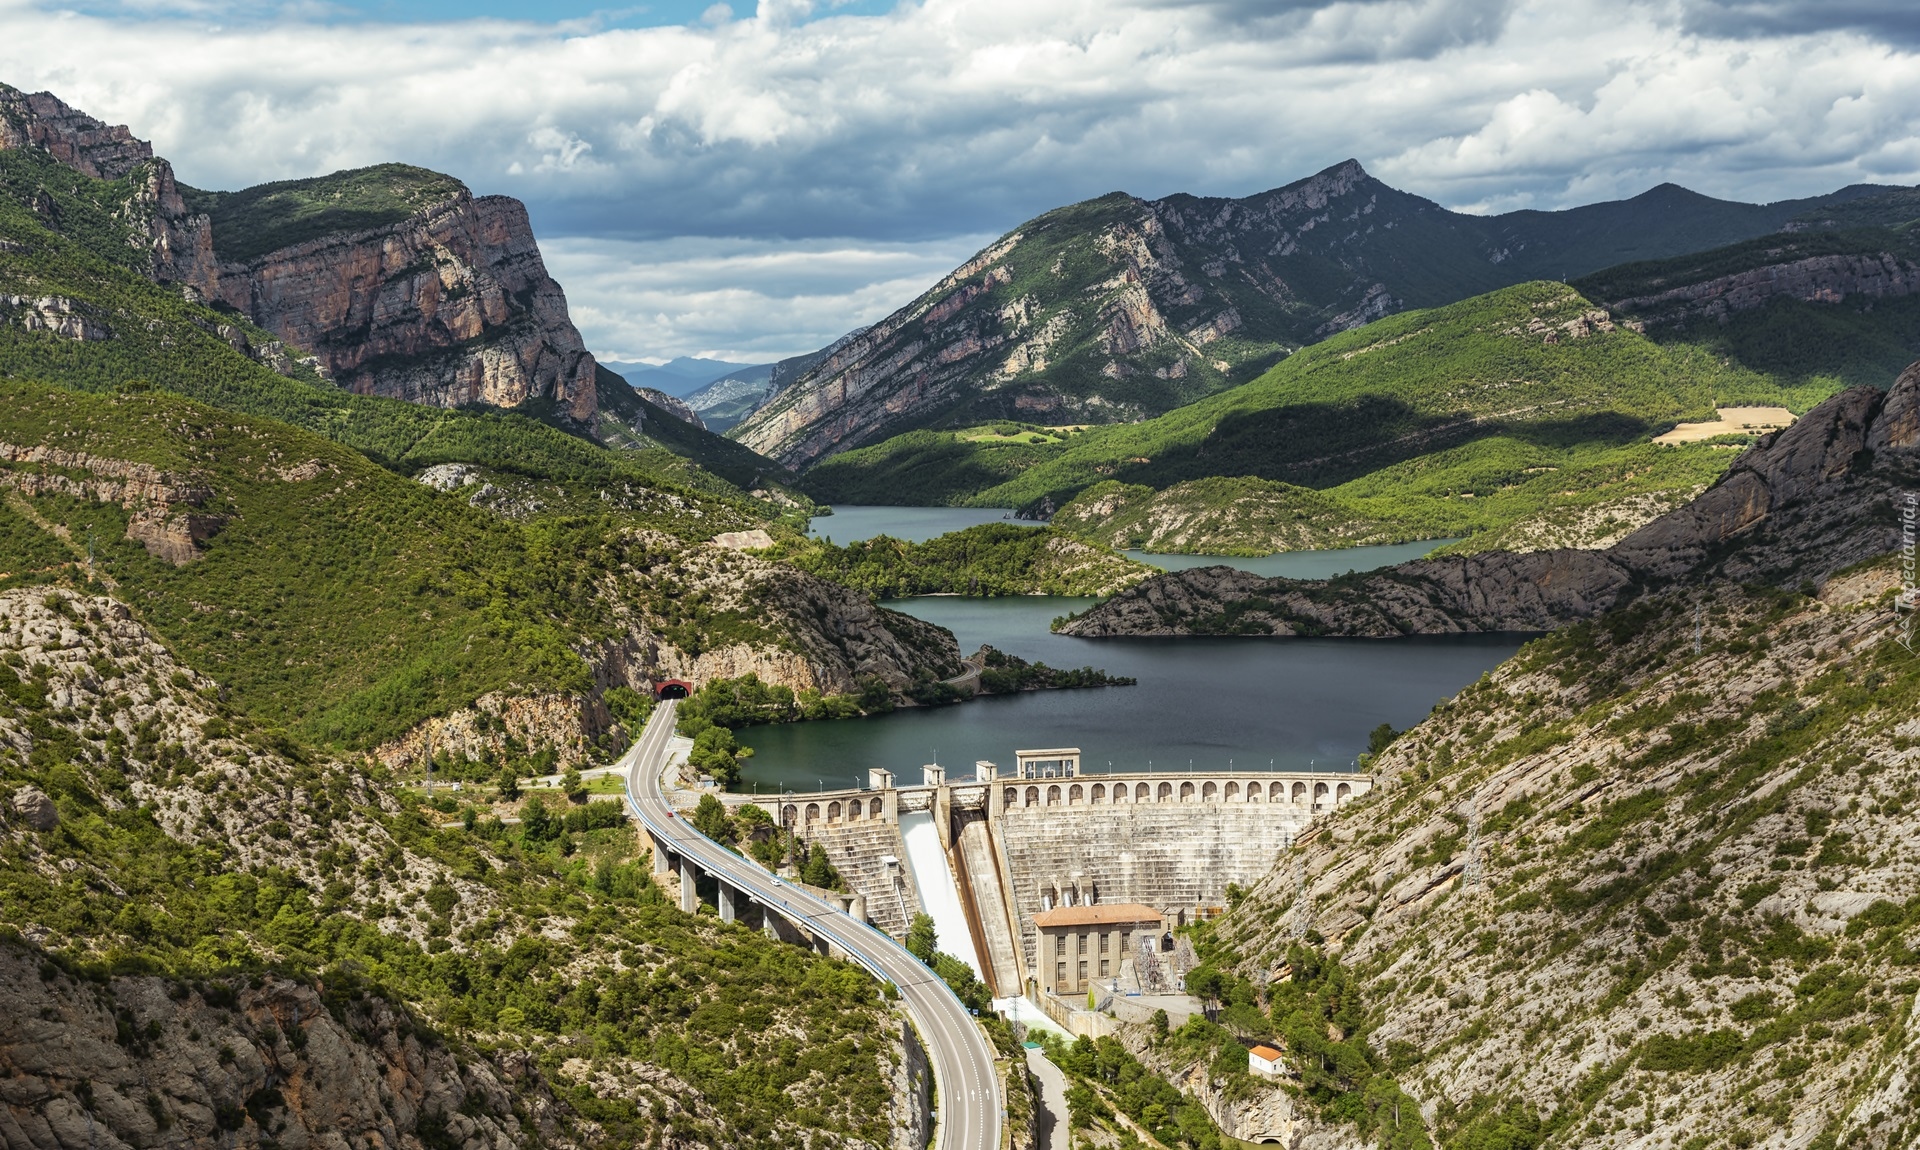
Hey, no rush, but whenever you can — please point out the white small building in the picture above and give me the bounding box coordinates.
[1249,1044,1284,1077]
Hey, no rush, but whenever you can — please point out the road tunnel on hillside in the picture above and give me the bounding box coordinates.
[654,679,692,700]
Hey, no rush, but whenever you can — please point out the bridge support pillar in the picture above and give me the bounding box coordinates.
[717,883,737,924]
[680,858,699,914]
[649,830,673,876]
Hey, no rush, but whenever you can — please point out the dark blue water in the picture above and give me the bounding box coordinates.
[736,511,1521,795]
[1123,538,1457,580]
[808,505,1040,544]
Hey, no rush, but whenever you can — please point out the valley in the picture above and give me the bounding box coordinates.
[3,61,1920,1150]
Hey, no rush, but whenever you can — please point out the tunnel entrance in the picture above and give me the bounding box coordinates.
[655,679,692,700]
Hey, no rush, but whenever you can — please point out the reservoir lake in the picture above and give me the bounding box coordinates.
[731,508,1523,796]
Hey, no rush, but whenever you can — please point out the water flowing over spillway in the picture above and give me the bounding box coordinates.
[898,811,984,979]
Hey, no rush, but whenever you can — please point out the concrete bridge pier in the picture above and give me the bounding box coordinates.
[649,831,673,877]
[680,857,699,914]
[717,882,738,923]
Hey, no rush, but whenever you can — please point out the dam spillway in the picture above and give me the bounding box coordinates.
[764,751,1370,1002]
[899,810,983,978]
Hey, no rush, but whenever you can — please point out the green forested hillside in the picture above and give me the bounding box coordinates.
[0,381,681,748]
[767,523,1152,597]
[1576,226,1920,412]
[811,282,1769,551]
[180,162,469,261]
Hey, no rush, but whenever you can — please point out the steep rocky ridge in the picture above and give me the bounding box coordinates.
[0,83,601,425]
[1059,364,1917,638]
[0,586,919,1148]
[1196,557,1920,1148]
[202,183,599,422]
[736,162,1911,468]
[1579,228,1920,333]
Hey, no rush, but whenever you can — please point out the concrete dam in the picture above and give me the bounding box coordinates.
[748,748,1371,1011]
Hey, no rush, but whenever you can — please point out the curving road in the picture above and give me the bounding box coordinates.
[622,700,1003,1150]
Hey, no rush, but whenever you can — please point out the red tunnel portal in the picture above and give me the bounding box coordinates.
[654,679,692,700]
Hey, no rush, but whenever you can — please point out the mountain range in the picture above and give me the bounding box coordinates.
[732,160,1917,469]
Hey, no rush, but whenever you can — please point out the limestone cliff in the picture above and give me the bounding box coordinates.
[1059,364,1919,638]
[0,84,598,424]
[206,186,598,421]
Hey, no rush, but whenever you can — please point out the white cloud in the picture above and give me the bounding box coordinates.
[5,0,1920,353]
[542,232,993,361]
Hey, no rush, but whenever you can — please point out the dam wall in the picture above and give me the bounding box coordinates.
[993,804,1308,975]
[803,820,922,939]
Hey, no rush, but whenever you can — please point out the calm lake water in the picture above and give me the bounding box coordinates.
[737,509,1519,795]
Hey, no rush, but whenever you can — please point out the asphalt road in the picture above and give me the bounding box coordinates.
[622,700,1004,1150]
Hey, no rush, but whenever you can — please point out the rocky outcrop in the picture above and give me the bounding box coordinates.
[0,439,223,564]
[0,945,541,1150]
[636,387,706,427]
[0,85,222,295]
[1,84,599,424]
[1062,364,1920,637]
[207,191,598,421]
[0,84,150,180]
[1605,251,1920,328]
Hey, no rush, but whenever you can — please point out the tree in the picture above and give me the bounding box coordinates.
[906,913,938,965]
[688,726,747,786]
[1151,1008,1170,1041]
[1186,965,1229,1018]
[561,768,586,803]
[520,794,556,843]
[497,767,521,802]
[800,843,841,890]
[1368,723,1401,756]
[691,794,732,843]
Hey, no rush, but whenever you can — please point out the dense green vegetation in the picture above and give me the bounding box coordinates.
[0,381,799,751]
[802,426,1080,506]
[768,523,1151,596]
[801,284,1787,553]
[181,162,469,263]
[0,646,897,1145]
[1575,227,1920,412]
[1053,477,1401,555]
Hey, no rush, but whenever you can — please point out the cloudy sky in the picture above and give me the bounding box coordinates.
[4,0,1920,363]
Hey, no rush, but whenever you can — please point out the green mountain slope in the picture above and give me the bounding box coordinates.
[0,585,927,1147]
[735,162,1911,469]
[814,281,1761,552]
[1181,560,1920,1148]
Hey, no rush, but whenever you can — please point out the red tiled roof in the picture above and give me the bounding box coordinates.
[1250,1045,1282,1061]
[1031,903,1164,928]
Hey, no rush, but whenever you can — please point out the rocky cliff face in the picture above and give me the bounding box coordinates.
[0,84,599,424]
[0,84,222,295]
[735,160,1873,469]
[1604,250,1920,328]
[207,189,599,421]
[1060,364,1920,638]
